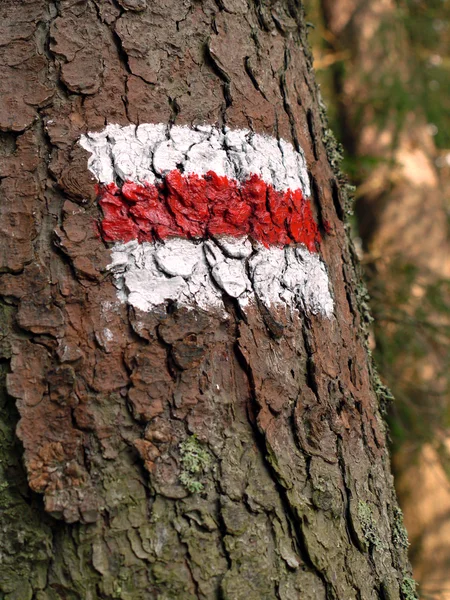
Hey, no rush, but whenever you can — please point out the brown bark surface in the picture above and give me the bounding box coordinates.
[0,1,413,599]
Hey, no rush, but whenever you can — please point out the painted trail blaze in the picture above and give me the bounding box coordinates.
[98,171,320,251]
[80,124,334,317]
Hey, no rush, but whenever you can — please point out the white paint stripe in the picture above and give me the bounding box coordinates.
[108,238,334,318]
[80,123,311,196]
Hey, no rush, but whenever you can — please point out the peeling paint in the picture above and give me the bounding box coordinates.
[108,239,334,318]
[80,123,311,195]
[80,124,334,317]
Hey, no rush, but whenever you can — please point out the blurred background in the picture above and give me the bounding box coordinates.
[304,0,450,597]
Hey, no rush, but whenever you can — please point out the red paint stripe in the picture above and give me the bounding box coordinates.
[97,170,321,252]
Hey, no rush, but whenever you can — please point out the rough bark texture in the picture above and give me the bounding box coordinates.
[0,1,413,599]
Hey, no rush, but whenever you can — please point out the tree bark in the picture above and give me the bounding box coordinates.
[0,1,413,599]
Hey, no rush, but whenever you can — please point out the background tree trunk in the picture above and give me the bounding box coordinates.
[0,1,413,599]
[314,0,450,593]
[319,0,450,277]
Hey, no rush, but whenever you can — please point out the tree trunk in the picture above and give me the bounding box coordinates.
[0,1,413,599]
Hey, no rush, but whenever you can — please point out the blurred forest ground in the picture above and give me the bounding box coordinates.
[304,0,450,596]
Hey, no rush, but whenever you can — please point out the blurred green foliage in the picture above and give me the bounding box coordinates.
[402,0,450,149]
[369,262,450,452]
[306,0,450,150]
[305,0,450,456]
